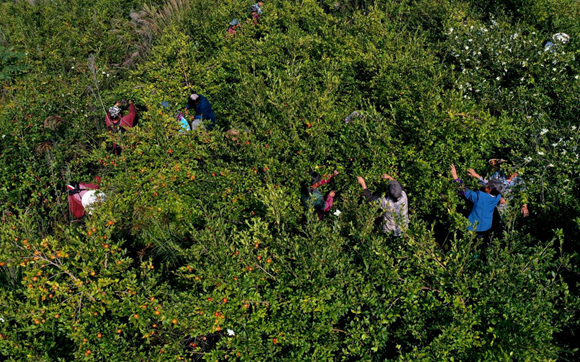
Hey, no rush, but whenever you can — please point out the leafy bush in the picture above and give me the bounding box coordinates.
[0,0,579,360]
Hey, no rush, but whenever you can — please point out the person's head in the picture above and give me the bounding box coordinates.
[229,19,239,28]
[485,180,501,196]
[488,158,507,170]
[187,94,200,109]
[310,172,321,186]
[258,1,264,6]
[251,4,259,13]
[109,106,121,119]
[388,180,403,200]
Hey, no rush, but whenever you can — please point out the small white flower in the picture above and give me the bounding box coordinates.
[538,151,545,155]
[102,71,105,74]
[465,45,469,50]
[552,143,558,147]
[548,163,554,167]
[1,135,5,139]
[572,126,577,130]
[107,74,110,77]
[449,28,454,33]
[575,75,579,79]
[333,210,342,216]
[553,68,557,72]
[524,156,532,162]
[227,329,235,336]
[540,128,548,135]
[71,66,75,69]
[496,77,501,81]
[0,316,4,322]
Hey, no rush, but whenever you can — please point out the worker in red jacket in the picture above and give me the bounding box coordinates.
[105,100,136,154]
[67,177,105,219]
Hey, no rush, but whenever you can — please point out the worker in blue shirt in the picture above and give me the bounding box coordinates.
[185,94,216,130]
[451,164,502,240]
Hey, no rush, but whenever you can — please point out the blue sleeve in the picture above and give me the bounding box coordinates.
[464,189,479,203]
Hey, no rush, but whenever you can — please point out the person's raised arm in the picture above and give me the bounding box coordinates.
[121,100,137,128]
[451,164,469,197]
[323,190,336,212]
[357,176,367,190]
[382,173,394,181]
[311,170,338,189]
[358,176,380,202]
[450,164,459,180]
[467,168,482,180]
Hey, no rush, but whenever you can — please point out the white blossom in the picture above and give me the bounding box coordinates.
[227,329,235,336]
[538,151,545,155]
[540,128,549,135]
[548,163,554,167]
[333,210,342,216]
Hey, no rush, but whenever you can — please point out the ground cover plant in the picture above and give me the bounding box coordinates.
[1,0,580,360]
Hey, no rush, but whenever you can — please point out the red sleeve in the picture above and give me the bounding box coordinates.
[120,103,136,128]
[311,175,332,189]
[105,112,113,128]
[68,194,85,219]
[323,194,334,212]
[79,183,99,190]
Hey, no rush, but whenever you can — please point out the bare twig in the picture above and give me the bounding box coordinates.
[255,263,277,280]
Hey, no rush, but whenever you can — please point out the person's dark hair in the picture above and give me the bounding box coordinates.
[486,180,501,196]
[310,172,321,186]
[187,96,200,109]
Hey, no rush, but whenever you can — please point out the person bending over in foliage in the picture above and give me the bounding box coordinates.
[105,100,136,154]
[227,19,240,38]
[357,174,409,236]
[301,170,338,220]
[250,4,261,24]
[466,159,529,218]
[67,177,106,219]
[185,94,216,131]
[451,164,502,241]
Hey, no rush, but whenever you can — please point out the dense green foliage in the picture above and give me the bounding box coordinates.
[1,0,580,360]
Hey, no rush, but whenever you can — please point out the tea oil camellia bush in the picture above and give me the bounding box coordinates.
[1,0,580,360]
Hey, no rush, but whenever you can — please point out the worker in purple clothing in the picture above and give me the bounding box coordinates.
[300,170,338,220]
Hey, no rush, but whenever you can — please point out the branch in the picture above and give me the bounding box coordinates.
[255,263,277,280]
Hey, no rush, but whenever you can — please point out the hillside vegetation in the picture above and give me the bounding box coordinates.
[1,0,580,360]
